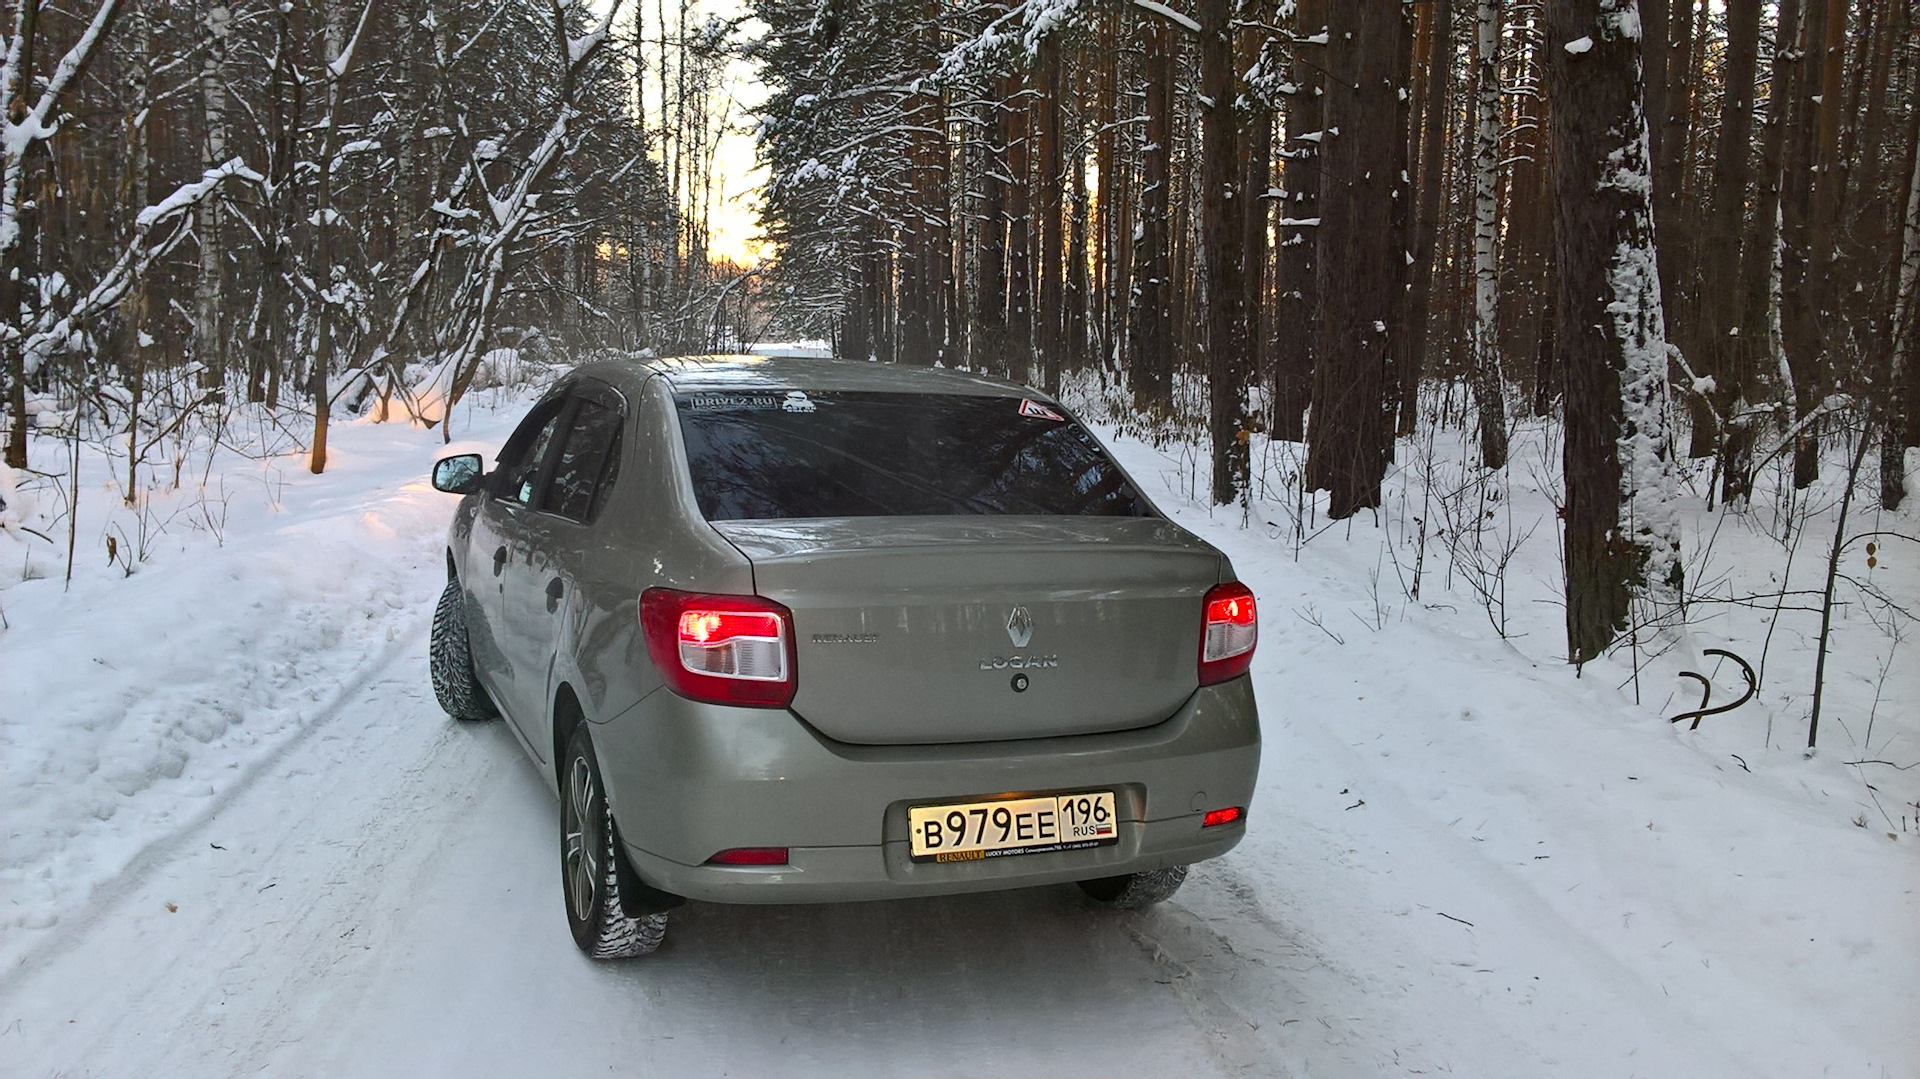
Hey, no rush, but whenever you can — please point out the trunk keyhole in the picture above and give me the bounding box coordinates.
[1010,673,1029,693]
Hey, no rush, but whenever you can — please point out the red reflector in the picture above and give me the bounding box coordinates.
[706,847,790,866]
[1202,807,1244,828]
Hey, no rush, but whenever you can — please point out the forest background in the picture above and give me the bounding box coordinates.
[1,0,1917,679]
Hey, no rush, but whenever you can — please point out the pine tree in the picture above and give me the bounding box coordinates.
[1307,0,1411,519]
[1547,0,1682,664]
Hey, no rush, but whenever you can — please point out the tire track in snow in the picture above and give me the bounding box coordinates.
[1,618,428,980]
[1118,903,1298,1076]
[0,638,506,1076]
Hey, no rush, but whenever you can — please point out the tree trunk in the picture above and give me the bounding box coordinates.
[1548,0,1683,665]
[1129,18,1175,411]
[254,0,298,409]
[1,0,42,471]
[1201,0,1248,505]
[1645,0,1696,358]
[843,248,873,361]
[193,3,231,391]
[1272,0,1324,441]
[1067,79,1090,374]
[1696,0,1761,468]
[1007,69,1033,384]
[1092,6,1118,369]
[1504,2,1558,416]
[1241,24,1272,428]
[1383,0,1416,465]
[1405,0,1452,437]
[1646,0,1709,455]
[899,65,946,367]
[1780,0,1838,489]
[1728,0,1802,503]
[899,223,934,365]
[309,0,353,475]
[1884,100,1920,509]
[1036,42,1064,394]
[1308,0,1409,518]
[1469,0,1509,469]
[976,80,1011,376]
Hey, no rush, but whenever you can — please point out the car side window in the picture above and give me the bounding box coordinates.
[539,400,624,523]
[494,401,567,506]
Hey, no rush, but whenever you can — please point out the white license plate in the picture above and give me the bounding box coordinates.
[908,791,1118,862]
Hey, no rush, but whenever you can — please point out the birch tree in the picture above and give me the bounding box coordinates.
[1469,0,1509,469]
[192,3,232,389]
[1885,122,1920,510]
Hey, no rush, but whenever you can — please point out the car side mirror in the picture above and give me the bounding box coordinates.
[432,453,486,495]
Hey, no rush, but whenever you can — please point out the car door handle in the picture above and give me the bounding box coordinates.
[492,547,507,576]
[546,578,565,612]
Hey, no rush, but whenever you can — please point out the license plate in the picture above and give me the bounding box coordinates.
[908,791,1118,862]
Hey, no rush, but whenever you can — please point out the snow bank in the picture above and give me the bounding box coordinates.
[1093,413,1918,1075]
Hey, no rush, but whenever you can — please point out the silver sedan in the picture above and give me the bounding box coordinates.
[428,355,1261,958]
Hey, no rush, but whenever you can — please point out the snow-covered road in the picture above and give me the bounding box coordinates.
[3,627,1267,1076]
[3,393,1913,1077]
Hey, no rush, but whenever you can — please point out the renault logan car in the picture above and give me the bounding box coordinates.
[428,355,1261,958]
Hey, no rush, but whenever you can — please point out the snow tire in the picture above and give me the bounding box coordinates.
[430,578,498,720]
[561,725,668,959]
[1077,866,1188,909]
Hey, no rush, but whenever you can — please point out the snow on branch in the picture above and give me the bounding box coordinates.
[2,0,126,254]
[1126,0,1201,34]
[327,0,379,81]
[15,159,260,373]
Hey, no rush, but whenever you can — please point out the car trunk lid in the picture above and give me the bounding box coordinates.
[713,517,1221,745]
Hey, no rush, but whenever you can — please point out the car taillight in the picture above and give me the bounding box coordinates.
[640,588,796,707]
[1198,581,1257,686]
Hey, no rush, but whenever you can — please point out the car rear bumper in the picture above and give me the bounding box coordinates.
[589,676,1261,904]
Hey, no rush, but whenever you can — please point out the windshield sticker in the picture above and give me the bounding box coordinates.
[686,393,796,412]
[1019,398,1066,422]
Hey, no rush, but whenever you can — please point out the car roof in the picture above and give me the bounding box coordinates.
[571,354,1048,401]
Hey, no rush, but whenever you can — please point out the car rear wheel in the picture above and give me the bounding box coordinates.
[1077,866,1188,909]
[561,725,668,959]
[430,578,497,720]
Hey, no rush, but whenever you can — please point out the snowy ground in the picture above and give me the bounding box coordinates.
[1,379,1915,1077]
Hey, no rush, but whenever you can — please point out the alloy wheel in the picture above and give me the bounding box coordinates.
[563,755,601,924]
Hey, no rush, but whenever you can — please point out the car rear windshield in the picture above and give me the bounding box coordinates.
[674,390,1152,520]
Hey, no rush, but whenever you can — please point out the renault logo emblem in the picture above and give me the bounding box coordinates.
[1006,606,1034,649]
